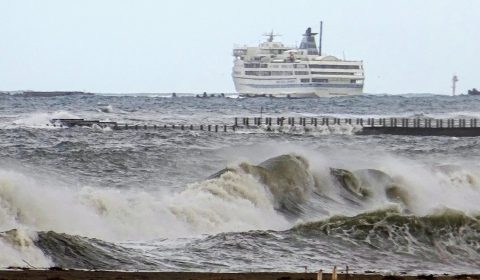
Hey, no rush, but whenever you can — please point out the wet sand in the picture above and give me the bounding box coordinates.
[0,270,479,280]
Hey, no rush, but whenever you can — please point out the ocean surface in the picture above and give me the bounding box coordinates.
[0,93,480,274]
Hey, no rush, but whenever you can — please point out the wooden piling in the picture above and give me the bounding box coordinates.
[317,270,323,280]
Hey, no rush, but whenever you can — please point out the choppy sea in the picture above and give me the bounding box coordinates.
[0,93,479,274]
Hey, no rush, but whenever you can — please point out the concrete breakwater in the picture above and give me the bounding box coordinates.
[50,117,480,136]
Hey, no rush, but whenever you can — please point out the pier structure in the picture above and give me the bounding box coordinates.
[50,117,480,137]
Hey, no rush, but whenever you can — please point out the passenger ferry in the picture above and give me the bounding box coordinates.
[232,25,364,97]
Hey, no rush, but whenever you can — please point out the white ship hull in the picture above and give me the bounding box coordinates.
[233,77,363,97]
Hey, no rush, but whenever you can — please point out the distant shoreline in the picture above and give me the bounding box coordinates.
[0,91,94,97]
[0,91,476,97]
[0,270,478,280]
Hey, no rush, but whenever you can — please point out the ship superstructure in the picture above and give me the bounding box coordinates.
[232,26,364,97]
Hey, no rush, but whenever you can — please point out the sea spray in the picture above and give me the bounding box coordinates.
[0,165,290,241]
[0,169,113,238]
[167,170,290,233]
[1,150,480,271]
[0,229,52,268]
[8,111,80,129]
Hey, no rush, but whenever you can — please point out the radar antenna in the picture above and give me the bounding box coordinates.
[262,30,281,42]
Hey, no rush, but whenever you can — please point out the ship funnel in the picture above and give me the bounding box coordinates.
[299,27,319,55]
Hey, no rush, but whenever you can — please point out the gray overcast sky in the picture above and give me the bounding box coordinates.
[1,0,479,94]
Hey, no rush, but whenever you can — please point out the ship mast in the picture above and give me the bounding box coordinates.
[263,30,280,42]
[319,21,323,56]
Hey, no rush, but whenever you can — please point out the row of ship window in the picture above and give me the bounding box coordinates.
[244,71,355,76]
[300,79,361,83]
[243,63,360,69]
[301,78,328,83]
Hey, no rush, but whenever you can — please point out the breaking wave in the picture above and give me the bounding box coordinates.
[1,152,480,269]
[2,111,80,129]
[294,208,480,267]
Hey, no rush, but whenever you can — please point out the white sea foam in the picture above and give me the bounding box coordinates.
[0,167,288,242]
[6,111,80,129]
[236,124,362,136]
[98,104,114,113]
[377,157,480,215]
[0,229,53,268]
